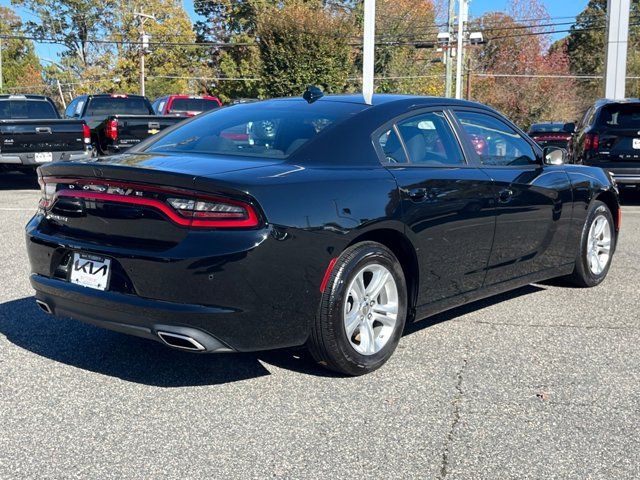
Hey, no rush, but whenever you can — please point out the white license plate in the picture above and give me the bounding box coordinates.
[69,253,111,291]
[633,139,640,150]
[34,152,53,163]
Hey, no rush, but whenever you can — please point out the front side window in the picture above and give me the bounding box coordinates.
[143,100,366,158]
[455,111,538,167]
[65,99,78,118]
[395,111,464,166]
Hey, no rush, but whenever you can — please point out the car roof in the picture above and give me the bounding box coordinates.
[594,98,640,108]
[267,93,485,108]
[0,94,51,101]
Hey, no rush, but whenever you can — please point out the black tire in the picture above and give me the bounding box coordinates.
[564,200,616,287]
[308,241,408,376]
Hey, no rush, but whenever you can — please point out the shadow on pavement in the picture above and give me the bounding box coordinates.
[404,284,546,335]
[0,296,336,387]
[1,287,546,385]
[0,171,39,190]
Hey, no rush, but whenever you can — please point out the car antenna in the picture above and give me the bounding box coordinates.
[303,86,324,104]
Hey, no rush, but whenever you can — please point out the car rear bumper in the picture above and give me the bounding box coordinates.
[0,150,92,166]
[31,274,236,352]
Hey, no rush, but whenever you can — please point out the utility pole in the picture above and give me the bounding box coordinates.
[604,0,630,99]
[56,79,66,109]
[465,55,472,100]
[134,10,155,97]
[455,0,469,99]
[362,0,376,105]
[444,0,456,98]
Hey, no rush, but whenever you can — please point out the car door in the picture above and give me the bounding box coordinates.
[451,108,574,286]
[375,109,496,306]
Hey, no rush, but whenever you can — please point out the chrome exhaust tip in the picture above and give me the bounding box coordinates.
[35,299,52,315]
[157,331,206,352]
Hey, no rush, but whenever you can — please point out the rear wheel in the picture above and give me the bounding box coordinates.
[308,241,408,376]
[565,200,615,287]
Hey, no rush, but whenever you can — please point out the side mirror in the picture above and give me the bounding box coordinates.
[563,122,576,134]
[543,146,567,166]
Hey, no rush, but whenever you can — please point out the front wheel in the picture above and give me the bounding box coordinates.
[308,241,408,376]
[565,200,616,287]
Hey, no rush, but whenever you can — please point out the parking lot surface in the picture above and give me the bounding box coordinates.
[0,172,638,479]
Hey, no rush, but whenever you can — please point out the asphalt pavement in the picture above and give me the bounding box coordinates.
[0,171,638,479]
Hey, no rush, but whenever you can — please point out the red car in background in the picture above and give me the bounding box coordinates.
[152,95,222,117]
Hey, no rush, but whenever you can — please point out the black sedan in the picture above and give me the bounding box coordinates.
[26,94,620,375]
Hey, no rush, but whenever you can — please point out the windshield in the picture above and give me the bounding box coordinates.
[0,100,58,119]
[143,100,366,158]
[169,98,220,113]
[86,97,152,116]
[597,104,640,129]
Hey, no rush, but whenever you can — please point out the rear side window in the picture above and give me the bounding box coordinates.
[144,100,365,158]
[169,98,220,113]
[395,111,464,166]
[85,97,152,116]
[378,128,408,164]
[0,100,58,119]
[597,104,640,129]
[455,111,537,167]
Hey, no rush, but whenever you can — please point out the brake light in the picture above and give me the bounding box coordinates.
[110,94,128,98]
[82,124,91,144]
[584,133,599,151]
[40,177,259,229]
[105,119,118,141]
[38,177,57,210]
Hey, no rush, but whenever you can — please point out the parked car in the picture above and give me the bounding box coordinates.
[0,94,91,170]
[27,94,620,376]
[528,122,574,149]
[64,94,184,155]
[152,95,222,117]
[570,98,640,187]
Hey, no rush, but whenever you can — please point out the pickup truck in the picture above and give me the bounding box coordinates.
[152,94,222,117]
[0,94,91,169]
[64,94,184,155]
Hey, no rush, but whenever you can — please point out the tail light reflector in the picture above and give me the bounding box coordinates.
[584,133,599,151]
[105,119,118,141]
[82,124,91,144]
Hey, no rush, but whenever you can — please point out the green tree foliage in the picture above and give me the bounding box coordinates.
[256,2,355,98]
[566,0,640,103]
[110,0,200,99]
[0,6,43,93]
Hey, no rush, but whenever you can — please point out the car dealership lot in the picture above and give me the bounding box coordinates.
[0,172,639,479]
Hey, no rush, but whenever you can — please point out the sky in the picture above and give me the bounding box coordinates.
[1,0,590,62]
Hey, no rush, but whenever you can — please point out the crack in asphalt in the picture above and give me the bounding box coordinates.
[471,320,638,330]
[438,348,469,480]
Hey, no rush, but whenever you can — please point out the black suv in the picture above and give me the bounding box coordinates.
[570,98,640,187]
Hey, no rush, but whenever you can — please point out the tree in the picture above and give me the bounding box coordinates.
[372,0,443,96]
[467,1,580,128]
[0,6,44,93]
[110,0,200,99]
[256,2,355,98]
[566,0,640,103]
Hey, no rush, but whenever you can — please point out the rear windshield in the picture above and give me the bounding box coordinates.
[597,104,640,129]
[143,100,365,158]
[529,124,563,133]
[0,100,58,119]
[86,97,152,116]
[169,98,220,113]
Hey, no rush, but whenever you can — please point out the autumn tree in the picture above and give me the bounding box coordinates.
[0,6,44,93]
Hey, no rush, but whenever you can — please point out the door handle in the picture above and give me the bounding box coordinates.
[498,188,514,203]
[407,188,427,201]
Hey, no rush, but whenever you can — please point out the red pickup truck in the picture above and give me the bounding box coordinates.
[152,95,222,117]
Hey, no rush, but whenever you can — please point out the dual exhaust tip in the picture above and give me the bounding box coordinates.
[34,299,227,353]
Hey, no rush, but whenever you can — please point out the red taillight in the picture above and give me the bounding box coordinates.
[43,178,259,229]
[584,133,599,151]
[105,119,118,141]
[82,124,91,144]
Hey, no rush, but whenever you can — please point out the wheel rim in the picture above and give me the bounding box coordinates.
[587,214,612,275]
[343,264,399,356]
